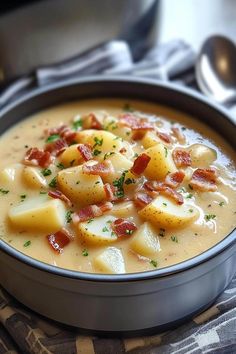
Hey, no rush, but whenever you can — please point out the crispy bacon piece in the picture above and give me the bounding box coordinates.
[45,138,68,156]
[48,190,73,207]
[132,130,147,141]
[47,228,72,253]
[134,192,153,208]
[189,168,218,192]
[172,149,192,168]
[119,114,154,131]
[82,160,114,177]
[157,132,172,144]
[111,218,137,237]
[130,153,151,176]
[83,113,103,130]
[104,183,117,201]
[171,126,186,144]
[72,202,113,223]
[45,124,77,144]
[23,147,52,168]
[144,181,184,204]
[77,143,93,161]
[165,171,185,188]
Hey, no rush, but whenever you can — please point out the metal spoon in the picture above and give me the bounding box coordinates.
[196,35,236,104]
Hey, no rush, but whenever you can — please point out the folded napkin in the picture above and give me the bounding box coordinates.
[0,39,235,354]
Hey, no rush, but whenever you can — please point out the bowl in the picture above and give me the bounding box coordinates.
[0,77,235,335]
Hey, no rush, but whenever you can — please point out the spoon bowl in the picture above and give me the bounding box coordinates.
[196,35,236,104]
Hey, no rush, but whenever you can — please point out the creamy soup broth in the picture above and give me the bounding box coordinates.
[0,99,235,274]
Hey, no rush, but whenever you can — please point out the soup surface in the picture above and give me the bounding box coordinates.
[0,99,235,274]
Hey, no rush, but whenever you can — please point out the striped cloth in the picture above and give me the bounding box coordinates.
[0,39,235,354]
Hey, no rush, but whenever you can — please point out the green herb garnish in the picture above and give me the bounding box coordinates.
[56,162,65,170]
[93,149,102,156]
[125,178,136,185]
[20,194,26,200]
[82,249,89,257]
[171,236,178,243]
[150,260,158,268]
[93,137,103,147]
[39,191,47,194]
[102,226,109,232]
[104,152,115,160]
[66,210,73,223]
[219,201,224,206]
[186,193,193,199]
[41,168,52,176]
[23,240,31,247]
[0,188,9,195]
[72,118,82,131]
[46,134,60,143]
[87,219,94,224]
[164,146,168,158]
[49,177,57,188]
[113,171,126,198]
[205,214,216,221]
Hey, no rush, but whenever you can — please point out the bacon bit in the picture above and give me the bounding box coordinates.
[119,114,154,131]
[119,147,127,154]
[132,130,147,141]
[111,218,137,237]
[45,138,68,156]
[47,228,72,253]
[165,171,185,188]
[172,149,192,168]
[45,124,76,144]
[48,190,73,207]
[131,153,151,176]
[144,181,184,204]
[171,127,186,144]
[23,147,52,168]
[134,192,153,208]
[82,160,114,177]
[77,143,93,161]
[189,168,218,192]
[83,113,103,130]
[72,202,113,223]
[104,183,117,201]
[157,132,172,143]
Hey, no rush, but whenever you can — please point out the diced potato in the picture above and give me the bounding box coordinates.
[0,163,23,184]
[103,116,132,141]
[76,215,117,245]
[144,143,177,180]
[103,152,133,184]
[188,144,217,168]
[59,144,83,167]
[82,111,107,129]
[22,166,47,189]
[75,130,124,153]
[57,165,106,206]
[8,197,66,232]
[139,195,199,228]
[93,247,126,274]
[141,131,169,149]
[111,201,137,218]
[130,222,160,257]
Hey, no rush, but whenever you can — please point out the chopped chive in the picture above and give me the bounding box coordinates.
[104,152,115,160]
[82,249,89,257]
[93,137,103,147]
[56,162,65,170]
[150,260,158,268]
[219,201,224,206]
[205,214,216,221]
[171,236,178,243]
[102,226,109,232]
[46,134,60,143]
[164,146,168,157]
[189,209,193,213]
[87,219,94,224]
[41,168,52,176]
[49,177,57,188]
[0,188,9,195]
[93,149,102,156]
[125,178,135,185]
[186,193,193,199]
[66,210,73,223]
[39,191,47,194]
[23,240,31,247]
[72,118,82,131]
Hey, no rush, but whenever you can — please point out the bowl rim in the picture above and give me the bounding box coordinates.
[0,75,235,282]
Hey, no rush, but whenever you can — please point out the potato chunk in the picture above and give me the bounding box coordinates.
[130,222,160,257]
[141,131,168,149]
[144,143,177,180]
[103,152,133,184]
[57,165,106,206]
[22,166,47,189]
[93,247,126,274]
[76,130,123,153]
[188,144,217,168]
[59,144,83,167]
[139,195,199,228]
[111,201,136,218]
[8,197,66,232]
[0,163,23,184]
[76,215,117,245]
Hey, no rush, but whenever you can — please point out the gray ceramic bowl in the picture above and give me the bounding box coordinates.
[0,77,235,336]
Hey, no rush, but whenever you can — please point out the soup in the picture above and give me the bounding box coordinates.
[0,99,235,274]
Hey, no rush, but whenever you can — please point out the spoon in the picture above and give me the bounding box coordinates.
[195,35,236,104]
